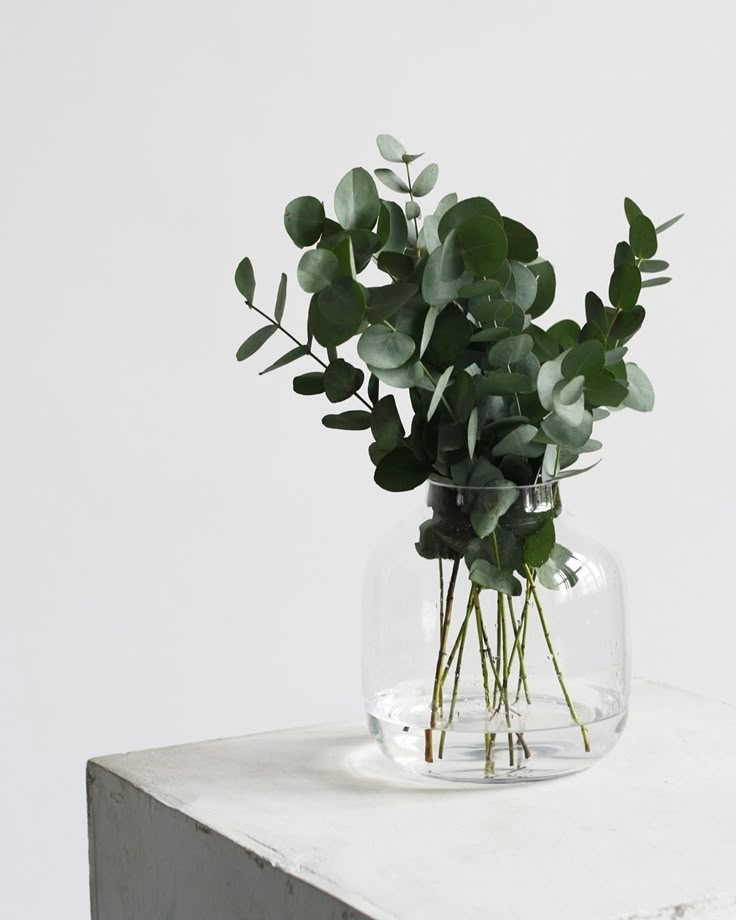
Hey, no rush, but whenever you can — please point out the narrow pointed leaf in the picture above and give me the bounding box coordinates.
[374,168,410,194]
[655,213,684,234]
[321,410,372,431]
[467,407,479,459]
[236,324,276,361]
[274,273,287,322]
[259,344,308,375]
[376,134,406,163]
[641,276,672,288]
[427,365,453,421]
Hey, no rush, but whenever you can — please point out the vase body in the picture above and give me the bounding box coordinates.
[362,480,629,783]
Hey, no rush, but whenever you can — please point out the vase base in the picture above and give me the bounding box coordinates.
[366,691,628,784]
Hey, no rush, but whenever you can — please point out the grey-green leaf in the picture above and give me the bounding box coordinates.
[297,250,339,293]
[236,324,276,361]
[641,276,672,288]
[491,424,540,458]
[357,324,416,369]
[376,134,406,163]
[427,365,453,421]
[284,196,324,248]
[622,363,655,412]
[405,200,420,220]
[469,484,519,539]
[655,213,684,234]
[640,259,670,273]
[469,559,522,596]
[467,407,479,460]
[487,333,534,367]
[412,163,439,197]
[374,168,410,194]
[334,167,380,230]
[421,230,469,306]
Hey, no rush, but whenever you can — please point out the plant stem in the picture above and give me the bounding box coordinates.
[514,583,531,704]
[438,559,445,635]
[499,593,515,766]
[524,564,591,752]
[439,594,472,758]
[474,588,495,774]
[246,301,373,409]
[404,161,420,241]
[426,556,461,762]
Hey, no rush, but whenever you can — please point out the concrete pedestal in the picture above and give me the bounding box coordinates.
[87,680,736,920]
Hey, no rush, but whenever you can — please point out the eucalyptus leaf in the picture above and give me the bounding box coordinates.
[640,259,669,273]
[562,341,605,382]
[456,215,508,276]
[376,134,406,163]
[412,163,439,197]
[469,484,519,539]
[322,410,372,431]
[552,376,585,427]
[405,200,420,220]
[375,168,410,194]
[427,366,453,421]
[293,371,325,396]
[623,197,642,225]
[537,355,565,410]
[297,250,339,293]
[357,324,416,369]
[434,193,458,218]
[541,410,593,450]
[366,282,418,323]
[378,200,409,254]
[467,407,479,459]
[609,262,642,311]
[469,559,522,596]
[629,214,658,259]
[236,324,276,361]
[524,517,555,567]
[585,291,607,332]
[487,333,534,367]
[503,217,538,262]
[368,359,424,389]
[311,278,366,347]
[655,213,684,234]
[284,196,324,248]
[491,424,541,458]
[234,257,256,301]
[527,261,556,318]
[324,359,365,403]
[538,544,580,590]
[334,167,380,230]
[547,320,581,350]
[501,262,538,311]
[622,363,655,412]
[420,305,441,357]
[641,277,672,288]
[374,446,429,491]
[421,230,469,306]
[438,197,501,241]
[371,395,405,448]
[259,344,308,375]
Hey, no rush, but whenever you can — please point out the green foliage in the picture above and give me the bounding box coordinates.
[233,133,681,570]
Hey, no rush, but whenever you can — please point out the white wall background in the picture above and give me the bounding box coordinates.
[1,0,734,916]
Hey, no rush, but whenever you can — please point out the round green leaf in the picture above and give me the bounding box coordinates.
[376,134,406,163]
[622,363,655,412]
[322,410,372,431]
[502,261,538,311]
[367,359,423,389]
[293,372,325,396]
[424,304,473,366]
[547,319,581,350]
[405,200,421,220]
[456,215,508,277]
[297,250,340,293]
[370,395,405,448]
[412,163,439,197]
[629,215,658,260]
[614,241,635,268]
[366,282,418,324]
[527,261,556,318]
[310,279,366,348]
[561,341,605,381]
[324,359,365,403]
[438,197,501,242]
[421,230,469,306]
[236,324,276,361]
[374,447,429,492]
[610,305,645,343]
[487,333,534,367]
[524,517,555,567]
[503,217,538,262]
[234,257,256,301]
[541,411,593,450]
[334,167,380,230]
[357,324,416,369]
[284,196,324,248]
[609,262,642,311]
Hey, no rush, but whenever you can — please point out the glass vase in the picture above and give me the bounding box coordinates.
[362,479,628,783]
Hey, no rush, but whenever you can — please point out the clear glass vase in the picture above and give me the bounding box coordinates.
[362,479,629,783]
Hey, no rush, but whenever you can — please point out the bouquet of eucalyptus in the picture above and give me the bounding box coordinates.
[234,134,680,772]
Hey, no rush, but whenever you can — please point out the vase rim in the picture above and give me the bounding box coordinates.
[427,474,574,493]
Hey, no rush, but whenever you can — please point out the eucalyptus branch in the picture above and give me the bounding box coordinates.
[246,300,372,410]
